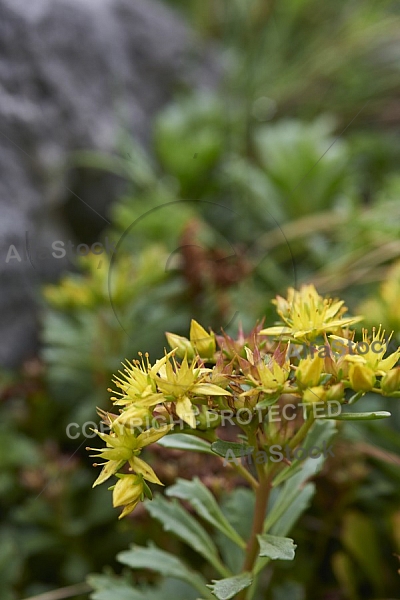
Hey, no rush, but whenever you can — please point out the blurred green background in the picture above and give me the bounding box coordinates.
[2,1,400,599]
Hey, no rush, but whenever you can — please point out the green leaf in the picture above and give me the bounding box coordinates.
[341,512,383,594]
[272,419,336,487]
[319,411,391,421]
[167,478,246,549]
[157,434,214,454]
[265,459,320,535]
[117,544,215,600]
[257,534,297,560]
[88,574,143,600]
[215,488,255,573]
[254,484,314,576]
[207,573,253,600]
[145,496,229,577]
[88,574,201,600]
[253,446,324,577]
[211,440,253,458]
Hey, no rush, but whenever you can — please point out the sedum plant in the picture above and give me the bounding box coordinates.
[88,285,400,600]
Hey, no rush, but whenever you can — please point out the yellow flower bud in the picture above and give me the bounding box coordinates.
[113,405,152,428]
[190,320,216,359]
[325,382,345,402]
[296,356,324,387]
[348,363,376,392]
[303,386,326,403]
[112,475,143,508]
[381,367,400,394]
[165,332,195,359]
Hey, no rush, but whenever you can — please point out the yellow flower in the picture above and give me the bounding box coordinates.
[303,386,327,403]
[381,367,400,395]
[156,355,231,427]
[348,363,376,392]
[165,332,195,359]
[334,326,400,376]
[113,405,153,429]
[165,320,216,360]
[89,423,172,486]
[296,356,324,388]
[326,382,345,402]
[110,350,175,407]
[261,285,362,341]
[112,474,144,518]
[189,320,216,359]
[241,348,290,396]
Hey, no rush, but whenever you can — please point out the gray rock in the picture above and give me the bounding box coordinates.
[0,0,219,367]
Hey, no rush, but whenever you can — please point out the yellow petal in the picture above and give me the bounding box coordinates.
[92,459,124,487]
[129,456,163,485]
[191,383,231,396]
[136,424,173,448]
[176,396,197,428]
[112,475,143,507]
[260,326,292,336]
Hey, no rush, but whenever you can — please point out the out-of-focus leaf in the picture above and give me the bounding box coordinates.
[145,495,227,574]
[117,544,214,599]
[167,478,246,548]
[206,573,253,600]
[341,511,383,594]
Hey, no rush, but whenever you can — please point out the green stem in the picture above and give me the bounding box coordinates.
[229,460,259,491]
[241,475,271,573]
[287,410,315,451]
[236,430,273,600]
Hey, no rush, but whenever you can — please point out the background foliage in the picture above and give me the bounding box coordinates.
[1,0,400,598]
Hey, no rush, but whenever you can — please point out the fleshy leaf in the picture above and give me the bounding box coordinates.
[211,440,253,458]
[145,495,228,576]
[117,544,214,599]
[257,534,297,560]
[167,478,246,549]
[318,411,391,421]
[157,434,214,454]
[206,573,253,600]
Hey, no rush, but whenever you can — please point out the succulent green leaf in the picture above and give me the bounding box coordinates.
[206,573,253,600]
[257,534,297,560]
[167,478,246,548]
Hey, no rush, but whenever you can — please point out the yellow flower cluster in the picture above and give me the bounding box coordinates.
[90,327,230,517]
[90,285,400,518]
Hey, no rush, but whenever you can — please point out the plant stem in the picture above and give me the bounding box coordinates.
[229,460,259,491]
[287,410,315,451]
[243,475,271,572]
[236,429,273,600]
[237,413,315,600]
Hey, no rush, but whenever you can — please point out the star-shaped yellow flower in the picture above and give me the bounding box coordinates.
[261,285,362,341]
[89,423,172,487]
[156,355,231,427]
